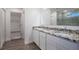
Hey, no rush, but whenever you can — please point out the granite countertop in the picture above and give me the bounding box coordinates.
[33,25,79,33]
[33,26,79,43]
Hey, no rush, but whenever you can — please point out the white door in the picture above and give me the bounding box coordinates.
[0,9,5,49]
[0,9,2,48]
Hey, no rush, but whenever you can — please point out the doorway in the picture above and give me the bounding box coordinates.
[10,12,22,40]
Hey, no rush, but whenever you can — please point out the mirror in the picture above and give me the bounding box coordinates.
[57,8,79,26]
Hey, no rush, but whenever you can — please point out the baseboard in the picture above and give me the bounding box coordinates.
[24,41,33,45]
[0,41,4,49]
[5,38,11,42]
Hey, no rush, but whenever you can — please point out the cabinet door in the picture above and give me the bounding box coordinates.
[39,32,46,50]
[33,30,40,46]
[47,34,57,50]
[47,34,79,50]
[56,37,79,50]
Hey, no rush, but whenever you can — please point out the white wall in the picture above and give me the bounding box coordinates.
[40,9,51,25]
[0,9,6,48]
[5,9,24,41]
[5,9,11,41]
[3,8,51,45]
[50,11,57,25]
[21,11,25,39]
[24,8,51,44]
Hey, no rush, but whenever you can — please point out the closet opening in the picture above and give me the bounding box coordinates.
[10,12,22,40]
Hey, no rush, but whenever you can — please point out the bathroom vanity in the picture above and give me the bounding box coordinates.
[33,26,79,50]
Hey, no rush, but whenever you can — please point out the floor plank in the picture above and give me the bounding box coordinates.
[1,39,40,50]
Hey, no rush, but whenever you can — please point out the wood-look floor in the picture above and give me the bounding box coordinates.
[1,39,40,50]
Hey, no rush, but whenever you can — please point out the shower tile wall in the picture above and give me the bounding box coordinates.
[11,12,21,39]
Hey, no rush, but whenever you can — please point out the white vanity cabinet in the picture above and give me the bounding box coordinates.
[33,29,40,47]
[47,35,67,50]
[56,37,79,50]
[33,29,46,50]
[47,34,57,50]
[39,32,46,50]
[33,28,79,50]
[47,34,79,50]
